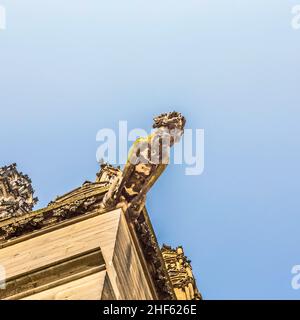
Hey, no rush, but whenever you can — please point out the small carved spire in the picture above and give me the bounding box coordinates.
[96,162,122,184]
[161,244,202,300]
[0,164,38,220]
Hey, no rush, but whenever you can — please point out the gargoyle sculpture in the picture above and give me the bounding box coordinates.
[101,111,186,219]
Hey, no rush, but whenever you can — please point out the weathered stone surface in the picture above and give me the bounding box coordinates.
[0,209,154,300]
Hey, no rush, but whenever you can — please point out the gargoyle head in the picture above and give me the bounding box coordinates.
[153,111,186,130]
[153,111,186,144]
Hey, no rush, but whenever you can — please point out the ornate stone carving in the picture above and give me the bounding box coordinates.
[0,113,200,301]
[161,245,202,300]
[101,111,186,219]
[134,214,175,299]
[98,112,186,300]
[0,164,38,220]
[0,183,102,241]
[96,163,121,185]
[153,111,186,131]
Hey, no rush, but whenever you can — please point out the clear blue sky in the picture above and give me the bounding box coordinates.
[1,1,300,299]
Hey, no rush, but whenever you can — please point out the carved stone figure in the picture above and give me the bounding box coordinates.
[0,163,38,220]
[101,111,186,219]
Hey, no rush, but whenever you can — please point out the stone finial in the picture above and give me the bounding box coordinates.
[161,244,202,300]
[96,163,122,184]
[0,164,38,220]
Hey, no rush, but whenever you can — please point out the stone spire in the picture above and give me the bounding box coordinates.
[0,163,38,220]
[96,163,121,185]
[161,244,202,300]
